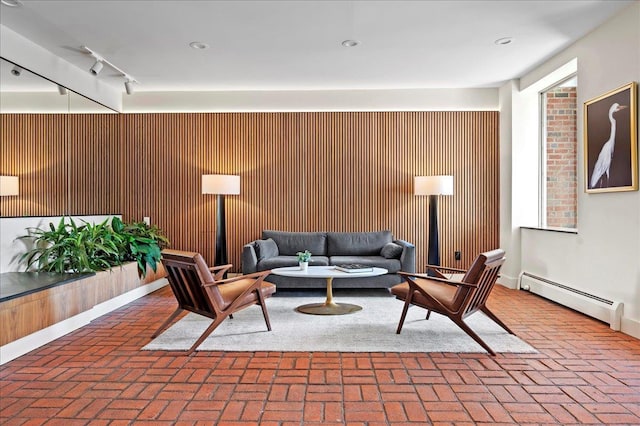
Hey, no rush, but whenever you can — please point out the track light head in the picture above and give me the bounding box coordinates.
[90,60,103,75]
[124,79,134,95]
[57,85,68,95]
[11,65,22,77]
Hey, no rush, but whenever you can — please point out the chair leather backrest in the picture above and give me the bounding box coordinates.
[161,249,225,313]
[451,249,505,312]
[462,249,505,317]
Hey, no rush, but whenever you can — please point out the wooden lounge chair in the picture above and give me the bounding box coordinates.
[151,249,275,354]
[390,249,514,356]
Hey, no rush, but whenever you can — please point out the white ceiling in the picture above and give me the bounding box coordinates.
[0,0,634,92]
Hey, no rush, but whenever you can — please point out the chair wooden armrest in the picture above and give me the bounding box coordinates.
[425,264,467,274]
[205,270,271,286]
[398,271,478,288]
[209,264,233,280]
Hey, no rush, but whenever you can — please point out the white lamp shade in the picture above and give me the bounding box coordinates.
[202,174,240,195]
[414,175,454,196]
[0,175,19,196]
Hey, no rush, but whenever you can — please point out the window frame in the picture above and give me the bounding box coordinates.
[538,73,578,230]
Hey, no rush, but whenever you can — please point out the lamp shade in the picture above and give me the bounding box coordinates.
[0,175,19,196]
[202,174,240,195]
[414,175,453,196]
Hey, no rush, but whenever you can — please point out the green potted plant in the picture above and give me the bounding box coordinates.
[19,217,121,273]
[19,216,169,277]
[296,250,312,271]
[111,217,169,277]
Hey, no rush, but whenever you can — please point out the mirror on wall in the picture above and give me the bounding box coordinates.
[0,57,116,218]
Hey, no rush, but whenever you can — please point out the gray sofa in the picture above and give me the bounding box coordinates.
[242,230,415,289]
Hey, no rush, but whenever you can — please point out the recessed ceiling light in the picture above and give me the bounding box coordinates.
[494,37,514,45]
[1,0,22,7]
[189,41,209,50]
[341,39,360,48]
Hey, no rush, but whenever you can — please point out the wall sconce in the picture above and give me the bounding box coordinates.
[415,175,454,267]
[0,175,19,196]
[202,174,241,269]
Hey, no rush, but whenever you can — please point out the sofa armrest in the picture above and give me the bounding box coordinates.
[241,243,258,274]
[394,239,416,273]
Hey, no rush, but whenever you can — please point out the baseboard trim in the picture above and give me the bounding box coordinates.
[498,274,519,289]
[621,317,640,340]
[0,278,168,365]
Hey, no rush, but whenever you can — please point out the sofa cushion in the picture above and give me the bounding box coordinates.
[254,238,279,260]
[380,242,403,259]
[259,255,330,270]
[330,255,401,274]
[327,231,393,256]
[262,230,327,256]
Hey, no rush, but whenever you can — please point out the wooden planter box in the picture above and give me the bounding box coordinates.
[0,262,167,361]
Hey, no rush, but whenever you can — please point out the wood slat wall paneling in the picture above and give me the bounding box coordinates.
[1,115,68,217]
[68,114,121,215]
[120,111,498,271]
[4,111,499,273]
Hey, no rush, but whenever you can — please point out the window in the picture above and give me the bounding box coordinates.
[540,76,578,229]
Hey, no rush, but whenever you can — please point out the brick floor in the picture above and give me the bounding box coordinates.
[1,285,639,425]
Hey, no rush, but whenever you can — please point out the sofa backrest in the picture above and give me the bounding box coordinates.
[327,231,393,256]
[262,230,327,256]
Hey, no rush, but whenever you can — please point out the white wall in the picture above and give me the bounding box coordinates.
[508,2,640,338]
[498,80,520,287]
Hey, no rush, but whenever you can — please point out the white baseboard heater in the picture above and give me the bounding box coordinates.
[518,272,623,331]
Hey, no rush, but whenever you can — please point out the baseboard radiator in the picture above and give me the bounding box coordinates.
[518,272,623,331]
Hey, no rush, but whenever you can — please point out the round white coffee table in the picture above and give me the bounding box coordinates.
[270,265,388,315]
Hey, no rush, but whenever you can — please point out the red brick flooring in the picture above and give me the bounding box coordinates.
[1,285,639,425]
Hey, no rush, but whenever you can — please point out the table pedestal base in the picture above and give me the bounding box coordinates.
[295,302,362,315]
[295,276,362,315]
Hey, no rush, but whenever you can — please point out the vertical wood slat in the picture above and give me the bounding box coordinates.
[2,111,499,272]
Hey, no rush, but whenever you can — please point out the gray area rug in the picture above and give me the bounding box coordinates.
[143,295,537,354]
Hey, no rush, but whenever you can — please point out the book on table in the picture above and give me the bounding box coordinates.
[335,264,374,273]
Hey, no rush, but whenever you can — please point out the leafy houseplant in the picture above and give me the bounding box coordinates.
[19,216,169,276]
[296,250,312,263]
[19,217,121,273]
[296,250,311,271]
[111,217,169,276]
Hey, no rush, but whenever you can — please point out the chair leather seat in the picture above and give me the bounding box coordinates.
[391,278,460,311]
[219,280,276,309]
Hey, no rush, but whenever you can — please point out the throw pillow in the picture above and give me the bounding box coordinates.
[254,238,279,261]
[380,242,403,259]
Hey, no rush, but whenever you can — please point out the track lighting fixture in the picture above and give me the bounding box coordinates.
[11,65,21,76]
[124,79,134,95]
[82,45,138,94]
[90,59,104,75]
[57,85,68,95]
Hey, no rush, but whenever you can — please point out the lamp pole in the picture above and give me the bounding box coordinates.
[215,194,227,266]
[428,193,440,266]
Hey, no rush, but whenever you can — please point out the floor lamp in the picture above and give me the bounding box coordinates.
[414,175,453,267]
[202,174,240,268]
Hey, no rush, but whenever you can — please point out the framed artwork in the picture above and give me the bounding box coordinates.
[584,82,637,193]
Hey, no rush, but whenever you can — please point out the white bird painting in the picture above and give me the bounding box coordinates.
[589,102,628,189]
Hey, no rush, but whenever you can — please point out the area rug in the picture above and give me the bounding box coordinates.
[143,295,537,353]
